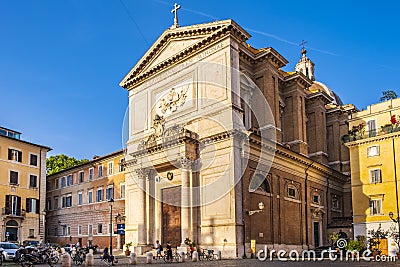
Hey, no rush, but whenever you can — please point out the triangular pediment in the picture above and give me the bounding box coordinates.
[142,36,206,74]
[120,19,251,89]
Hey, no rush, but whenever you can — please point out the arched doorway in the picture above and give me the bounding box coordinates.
[6,220,18,242]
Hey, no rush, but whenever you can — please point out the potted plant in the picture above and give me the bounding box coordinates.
[329,232,339,247]
[125,242,132,256]
[368,226,389,258]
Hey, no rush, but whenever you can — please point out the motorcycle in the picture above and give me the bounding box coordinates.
[14,246,58,267]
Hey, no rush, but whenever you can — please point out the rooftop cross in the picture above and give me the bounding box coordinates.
[171,3,181,29]
[300,40,308,55]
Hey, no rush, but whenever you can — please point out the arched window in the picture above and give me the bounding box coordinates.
[6,220,18,227]
[249,174,271,194]
[259,178,271,193]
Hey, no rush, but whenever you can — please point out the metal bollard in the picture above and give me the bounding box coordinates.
[61,252,71,267]
[146,251,153,264]
[85,251,94,266]
[192,251,199,262]
[179,251,185,262]
[216,250,222,260]
[129,252,137,265]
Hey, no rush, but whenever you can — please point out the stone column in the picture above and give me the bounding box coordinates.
[180,158,192,247]
[135,168,148,254]
[147,170,155,245]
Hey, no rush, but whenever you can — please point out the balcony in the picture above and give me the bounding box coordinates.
[2,208,26,218]
[342,125,400,144]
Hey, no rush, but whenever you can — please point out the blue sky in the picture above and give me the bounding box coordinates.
[1,0,399,159]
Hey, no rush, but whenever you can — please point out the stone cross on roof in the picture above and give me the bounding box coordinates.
[170,3,181,29]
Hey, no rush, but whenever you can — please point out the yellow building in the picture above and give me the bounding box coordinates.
[345,98,400,256]
[0,126,51,243]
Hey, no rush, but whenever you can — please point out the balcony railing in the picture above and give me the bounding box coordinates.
[342,126,400,143]
[2,207,26,217]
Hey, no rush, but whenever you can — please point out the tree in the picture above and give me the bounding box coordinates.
[380,90,398,102]
[46,154,89,175]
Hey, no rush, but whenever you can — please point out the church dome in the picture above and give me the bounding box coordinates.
[310,81,343,106]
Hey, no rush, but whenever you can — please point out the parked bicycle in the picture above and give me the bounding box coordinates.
[162,249,182,263]
[198,248,217,261]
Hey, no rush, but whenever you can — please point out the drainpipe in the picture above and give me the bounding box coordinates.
[305,160,314,250]
[392,139,400,246]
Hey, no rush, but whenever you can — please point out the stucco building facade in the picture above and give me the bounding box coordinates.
[0,126,50,243]
[345,98,400,256]
[45,150,126,249]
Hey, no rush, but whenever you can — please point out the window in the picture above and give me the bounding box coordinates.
[55,179,60,189]
[370,199,382,215]
[30,154,38,166]
[370,169,382,183]
[89,168,94,180]
[26,198,39,213]
[67,226,71,235]
[97,224,103,234]
[67,174,73,186]
[29,229,35,238]
[55,227,58,236]
[108,162,113,175]
[332,197,340,210]
[88,225,93,236]
[259,179,271,193]
[288,185,297,198]
[78,225,82,235]
[88,190,93,204]
[106,186,114,200]
[8,148,22,162]
[313,194,320,204]
[29,175,38,188]
[62,194,72,208]
[46,198,51,210]
[120,183,125,199]
[79,171,84,183]
[78,192,83,205]
[54,197,59,209]
[119,158,125,172]
[367,145,380,157]
[10,171,19,185]
[96,188,104,202]
[61,177,66,188]
[98,165,103,177]
[367,119,377,137]
[5,195,21,215]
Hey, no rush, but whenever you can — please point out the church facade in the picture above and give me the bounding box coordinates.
[119,19,355,257]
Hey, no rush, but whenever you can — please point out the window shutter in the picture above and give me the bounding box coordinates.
[17,151,22,162]
[5,195,10,214]
[8,149,13,160]
[36,199,40,214]
[16,196,21,215]
[26,198,31,212]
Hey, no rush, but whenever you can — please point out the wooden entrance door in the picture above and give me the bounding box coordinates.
[161,186,181,247]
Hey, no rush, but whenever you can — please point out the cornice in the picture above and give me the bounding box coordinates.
[279,72,313,89]
[238,46,288,69]
[247,132,348,183]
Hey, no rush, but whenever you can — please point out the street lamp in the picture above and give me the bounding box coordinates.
[389,211,400,249]
[246,202,265,216]
[108,198,114,256]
